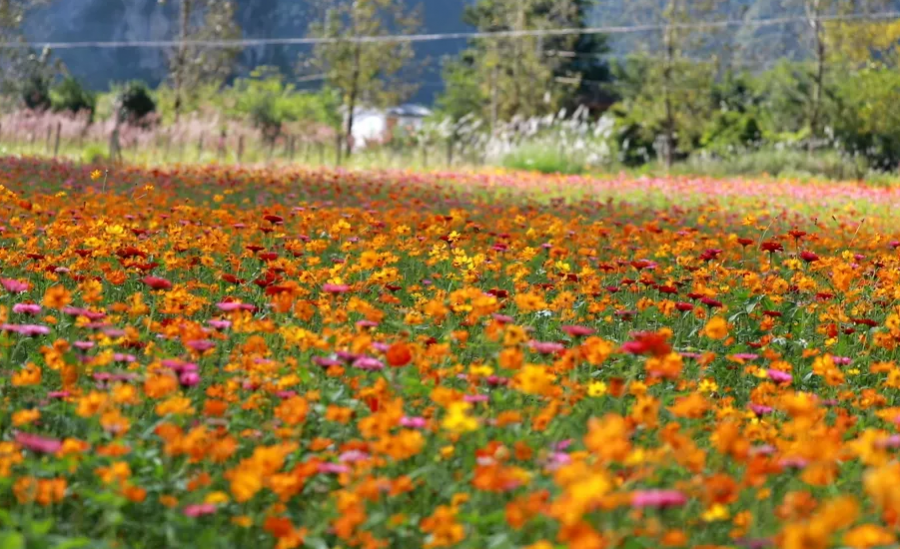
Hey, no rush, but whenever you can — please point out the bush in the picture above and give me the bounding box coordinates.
[82,144,107,164]
[502,143,586,175]
[701,112,762,156]
[675,148,869,180]
[21,76,51,112]
[222,67,341,144]
[117,81,156,124]
[51,77,96,119]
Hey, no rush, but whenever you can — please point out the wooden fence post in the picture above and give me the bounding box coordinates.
[53,122,61,158]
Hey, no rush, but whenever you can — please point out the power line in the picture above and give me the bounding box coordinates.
[6,10,900,50]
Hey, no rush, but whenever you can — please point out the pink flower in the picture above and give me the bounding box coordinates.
[322,283,350,294]
[339,450,370,463]
[561,325,595,337]
[12,303,41,315]
[73,341,94,351]
[352,356,384,371]
[399,416,427,428]
[750,404,773,415]
[186,340,216,352]
[207,319,231,330]
[183,503,217,518]
[1,279,28,293]
[62,307,106,320]
[631,489,688,509]
[463,394,489,403]
[1,324,50,337]
[216,302,245,312]
[766,369,793,383]
[529,340,566,354]
[318,462,350,474]
[179,372,200,387]
[15,432,62,454]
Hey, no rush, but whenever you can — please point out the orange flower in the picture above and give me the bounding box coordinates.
[42,285,72,310]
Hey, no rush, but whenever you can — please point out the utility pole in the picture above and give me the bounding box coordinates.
[807,0,825,155]
[661,0,677,170]
[174,0,191,122]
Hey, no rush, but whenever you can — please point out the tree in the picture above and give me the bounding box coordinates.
[785,0,892,152]
[455,0,599,127]
[162,0,242,121]
[435,52,485,123]
[0,0,60,97]
[305,0,422,158]
[603,0,731,167]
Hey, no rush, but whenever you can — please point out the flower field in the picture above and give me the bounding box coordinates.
[4,157,900,549]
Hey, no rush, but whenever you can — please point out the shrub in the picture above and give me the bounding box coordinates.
[21,75,51,112]
[82,144,107,164]
[117,81,156,124]
[502,143,586,175]
[51,77,96,119]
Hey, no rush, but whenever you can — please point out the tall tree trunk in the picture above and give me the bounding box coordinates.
[345,41,362,159]
[174,0,191,122]
[807,0,825,155]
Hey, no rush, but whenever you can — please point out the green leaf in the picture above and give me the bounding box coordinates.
[304,537,329,549]
[51,538,95,549]
[0,532,24,549]
[28,518,54,537]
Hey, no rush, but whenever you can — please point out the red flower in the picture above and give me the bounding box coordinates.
[799,251,819,263]
[760,241,783,253]
[386,342,413,367]
[141,276,172,290]
[622,331,671,358]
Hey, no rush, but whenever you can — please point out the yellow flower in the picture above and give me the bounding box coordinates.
[90,169,102,181]
[204,491,230,505]
[587,381,608,397]
[701,503,730,522]
[442,402,478,433]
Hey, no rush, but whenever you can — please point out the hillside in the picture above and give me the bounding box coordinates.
[22,0,471,103]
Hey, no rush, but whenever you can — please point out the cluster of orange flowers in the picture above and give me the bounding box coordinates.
[1,158,900,549]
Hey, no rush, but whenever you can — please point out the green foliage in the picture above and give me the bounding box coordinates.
[50,77,96,118]
[674,148,870,180]
[830,66,900,170]
[459,0,597,121]
[700,73,763,154]
[609,53,716,161]
[116,81,156,124]
[81,144,108,164]
[220,66,341,143]
[21,74,51,111]
[435,53,486,123]
[501,142,586,174]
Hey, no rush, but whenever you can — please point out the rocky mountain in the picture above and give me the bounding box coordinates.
[23,0,471,103]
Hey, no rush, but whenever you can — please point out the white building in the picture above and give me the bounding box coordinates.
[348,104,433,149]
